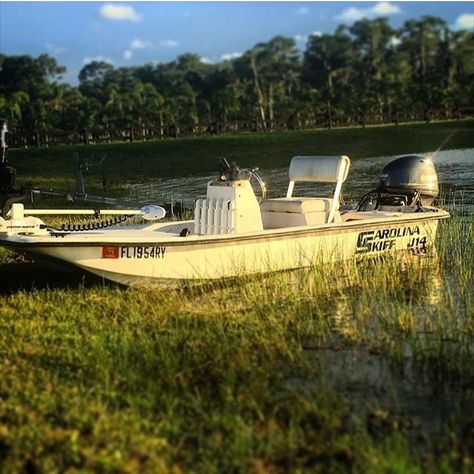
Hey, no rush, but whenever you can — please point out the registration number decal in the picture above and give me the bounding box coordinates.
[102,246,166,259]
[120,246,166,259]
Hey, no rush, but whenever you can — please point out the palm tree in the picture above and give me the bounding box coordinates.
[350,18,396,123]
[401,16,449,120]
[303,28,353,128]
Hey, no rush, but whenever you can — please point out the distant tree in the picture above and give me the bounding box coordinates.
[0,54,65,144]
[0,91,30,127]
[1,14,472,146]
[447,30,474,116]
[349,18,396,123]
[233,36,301,129]
[400,16,450,120]
[303,28,353,128]
[0,54,65,96]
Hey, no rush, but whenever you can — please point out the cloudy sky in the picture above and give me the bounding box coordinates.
[1,1,473,84]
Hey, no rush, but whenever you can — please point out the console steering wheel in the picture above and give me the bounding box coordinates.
[242,168,267,203]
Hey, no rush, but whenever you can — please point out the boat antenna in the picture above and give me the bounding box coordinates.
[431,128,456,160]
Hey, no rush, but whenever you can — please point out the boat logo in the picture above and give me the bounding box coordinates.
[356,226,420,254]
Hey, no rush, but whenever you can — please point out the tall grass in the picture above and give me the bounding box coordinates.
[0,210,472,472]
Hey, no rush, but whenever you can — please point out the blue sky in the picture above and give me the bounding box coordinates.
[1,2,473,84]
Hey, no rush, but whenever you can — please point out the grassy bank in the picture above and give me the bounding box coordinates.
[0,212,472,472]
[8,120,474,185]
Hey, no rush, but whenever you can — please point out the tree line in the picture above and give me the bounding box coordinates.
[1,15,473,147]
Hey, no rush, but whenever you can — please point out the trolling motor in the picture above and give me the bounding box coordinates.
[357,155,439,212]
[0,119,16,194]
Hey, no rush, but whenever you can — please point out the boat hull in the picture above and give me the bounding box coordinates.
[0,212,448,286]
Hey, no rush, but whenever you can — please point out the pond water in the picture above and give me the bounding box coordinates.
[125,148,474,214]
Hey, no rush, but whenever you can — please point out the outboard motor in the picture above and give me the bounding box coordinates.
[357,155,439,211]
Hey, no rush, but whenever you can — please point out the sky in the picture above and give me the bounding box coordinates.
[1,1,473,85]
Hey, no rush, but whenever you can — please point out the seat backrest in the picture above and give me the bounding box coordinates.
[286,155,350,197]
[288,155,350,184]
[286,155,350,223]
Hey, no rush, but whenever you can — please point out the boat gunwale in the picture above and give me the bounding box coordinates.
[0,210,449,249]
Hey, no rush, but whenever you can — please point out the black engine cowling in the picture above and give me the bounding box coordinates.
[378,155,439,206]
[357,154,439,211]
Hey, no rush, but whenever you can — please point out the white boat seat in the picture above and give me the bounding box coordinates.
[260,197,333,214]
[261,155,350,229]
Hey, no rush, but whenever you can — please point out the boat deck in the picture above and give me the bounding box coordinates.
[0,209,449,248]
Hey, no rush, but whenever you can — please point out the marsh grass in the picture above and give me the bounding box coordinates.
[0,211,473,472]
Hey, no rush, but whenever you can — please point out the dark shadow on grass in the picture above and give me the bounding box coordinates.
[179,267,308,298]
[0,258,119,294]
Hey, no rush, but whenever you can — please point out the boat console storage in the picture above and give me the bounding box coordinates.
[194,160,264,235]
[193,156,350,234]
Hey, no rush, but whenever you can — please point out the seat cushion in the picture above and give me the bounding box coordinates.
[260,197,334,214]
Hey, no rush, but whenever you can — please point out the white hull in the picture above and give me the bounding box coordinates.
[0,155,450,287]
[0,212,448,286]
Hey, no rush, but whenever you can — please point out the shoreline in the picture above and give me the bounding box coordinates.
[8,120,474,183]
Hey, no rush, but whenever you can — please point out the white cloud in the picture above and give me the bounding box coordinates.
[296,7,310,15]
[294,34,308,43]
[372,2,401,15]
[46,43,66,55]
[82,55,114,65]
[455,13,474,30]
[130,38,152,50]
[200,57,214,65]
[159,39,179,48]
[336,2,401,22]
[294,31,322,44]
[337,7,364,22]
[123,50,132,61]
[100,4,140,22]
[220,52,242,61]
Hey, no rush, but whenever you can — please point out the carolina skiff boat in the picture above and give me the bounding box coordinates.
[0,155,449,286]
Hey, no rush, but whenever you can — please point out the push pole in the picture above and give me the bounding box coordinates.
[0,119,7,165]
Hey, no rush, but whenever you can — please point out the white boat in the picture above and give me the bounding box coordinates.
[0,155,449,286]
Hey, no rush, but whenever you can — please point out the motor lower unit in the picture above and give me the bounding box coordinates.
[0,164,15,193]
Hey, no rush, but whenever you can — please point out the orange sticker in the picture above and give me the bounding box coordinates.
[102,246,119,259]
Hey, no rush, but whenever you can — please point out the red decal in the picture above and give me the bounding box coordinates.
[102,246,119,259]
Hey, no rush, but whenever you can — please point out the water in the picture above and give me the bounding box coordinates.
[125,148,474,213]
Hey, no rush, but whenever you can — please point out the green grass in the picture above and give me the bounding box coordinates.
[1,122,473,471]
[8,120,474,185]
[0,211,472,473]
